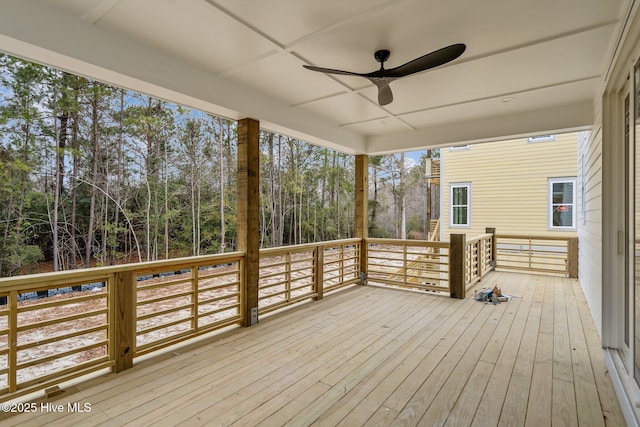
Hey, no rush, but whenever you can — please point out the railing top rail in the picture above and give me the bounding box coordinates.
[366,238,450,248]
[496,234,574,242]
[0,251,245,289]
[259,245,317,257]
[317,238,361,248]
[466,233,493,245]
[259,238,361,256]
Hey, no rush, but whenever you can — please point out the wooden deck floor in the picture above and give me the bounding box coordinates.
[1,271,624,426]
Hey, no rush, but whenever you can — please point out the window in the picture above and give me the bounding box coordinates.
[449,145,471,151]
[528,134,555,143]
[450,183,471,227]
[548,178,576,230]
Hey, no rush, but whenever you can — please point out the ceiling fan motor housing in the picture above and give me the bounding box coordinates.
[374,49,391,64]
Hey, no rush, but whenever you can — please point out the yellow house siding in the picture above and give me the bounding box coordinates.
[442,133,578,240]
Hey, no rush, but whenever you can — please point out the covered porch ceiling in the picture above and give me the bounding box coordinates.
[0,0,627,154]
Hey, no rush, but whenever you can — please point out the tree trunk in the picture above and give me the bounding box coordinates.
[112,89,124,265]
[86,85,100,268]
[52,98,63,271]
[335,153,340,239]
[425,149,432,239]
[70,100,79,269]
[400,152,406,240]
[277,134,284,246]
[219,117,225,253]
[164,137,169,259]
[268,132,276,247]
[101,192,108,265]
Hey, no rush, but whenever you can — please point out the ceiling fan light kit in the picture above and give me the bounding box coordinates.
[303,43,466,106]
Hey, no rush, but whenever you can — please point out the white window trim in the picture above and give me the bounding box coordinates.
[580,152,586,224]
[548,177,577,230]
[450,182,471,228]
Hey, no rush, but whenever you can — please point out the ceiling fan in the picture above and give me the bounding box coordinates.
[303,43,466,106]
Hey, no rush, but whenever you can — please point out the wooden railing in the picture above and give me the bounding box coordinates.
[0,239,364,401]
[365,238,450,293]
[258,239,360,314]
[429,218,441,242]
[132,254,244,357]
[0,271,112,400]
[465,233,494,290]
[259,244,317,313]
[0,252,246,400]
[0,231,576,401]
[319,239,361,294]
[494,235,578,277]
[426,158,440,178]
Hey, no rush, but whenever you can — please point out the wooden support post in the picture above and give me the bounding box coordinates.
[449,233,466,299]
[315,246,324,300]
[355,154,368,281]
[568,237,578,278]
[238,118,260,326]
[485,227,496,269]
[113,271,135,372]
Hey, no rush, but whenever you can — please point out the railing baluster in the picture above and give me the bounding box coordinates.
[315,246,324,300]
[8,291,17,393]
[403,243,408,285]
[192,265,198,333]
[568,237,578,278]
[478,240,483,279]
[286,251,291,303]
[341,245,345,286]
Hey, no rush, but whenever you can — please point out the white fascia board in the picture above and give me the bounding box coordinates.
[0,1,365,154]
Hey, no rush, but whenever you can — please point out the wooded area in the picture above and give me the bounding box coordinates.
[0,54,437,277]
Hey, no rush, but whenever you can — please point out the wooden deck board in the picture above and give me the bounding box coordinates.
[2,272,624,427]
[471,278,537,427]
[524,332,553,427]
[112,289,414,426]
[572,278,627,427]
[564,278,606,427]
[308,297,453,426]
[498,275,544,427]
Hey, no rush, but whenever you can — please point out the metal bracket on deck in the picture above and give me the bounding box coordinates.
[250,307,258,325]
[359,272,368,285]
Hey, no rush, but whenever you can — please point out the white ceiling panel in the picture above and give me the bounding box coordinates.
[299,92,388,125]
[0,0,628,154]
[207,0,393,47]
[293,0,619,72]
[228,51,348,106]
[380,25,615,115]
[341,116,414,136]
[41,0,104,16]
[400,78,599,129]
